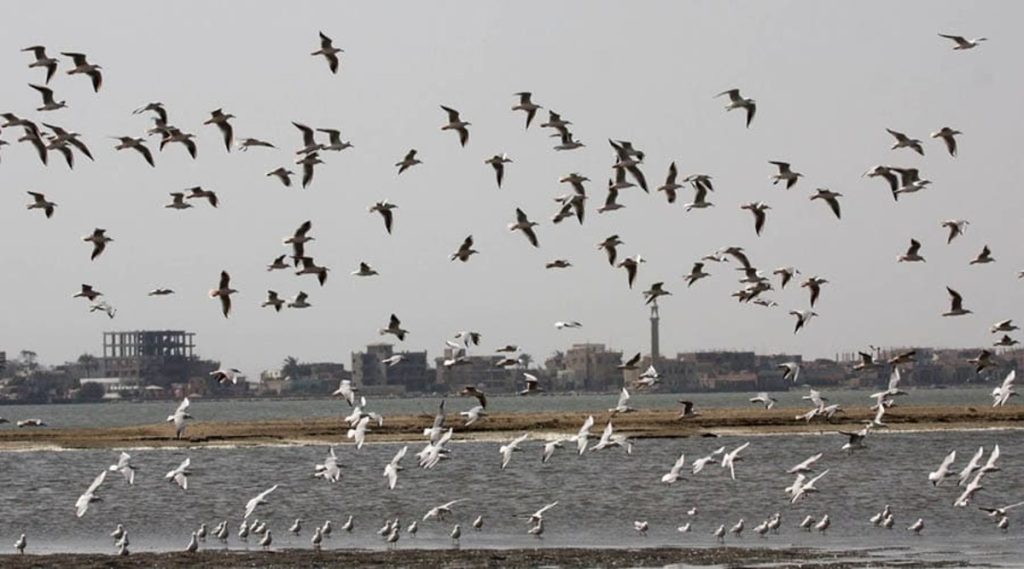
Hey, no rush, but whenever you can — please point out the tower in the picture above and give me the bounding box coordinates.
[650,301,661,363]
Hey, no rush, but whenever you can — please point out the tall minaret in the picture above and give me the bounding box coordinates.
[650,301,661,363]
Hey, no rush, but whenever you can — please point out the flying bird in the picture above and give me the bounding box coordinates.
[203,109,235,152]
[75,471,107,517]
[311,32,343,73]
[22,46,58,83]
[369,200,398,234]
[898,239,926,262]
[113,137,155,166]
[380,314,408,341]
[26,192,56,218]
[938,33,987,50]
[511,92,541,129]
[62,52,103,91]
[209,271,237,318]
[82,229,113,260]
[810,188,842,219]
[450,235,478,262]
[886,128,924,155]
[715,88,756,127]
[29,84,66,112]
[440,106,470,147]
[930,127,962,157]
[943,287,971,317]
[396,149,422,174]
[769,161,802,189]
[508,208,540,247]
[244,485,279,519]
[741,202,771,235]
[485,153,512,188]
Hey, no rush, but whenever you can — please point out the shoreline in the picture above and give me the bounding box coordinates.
[0,546,976,569]
[0,404,1020,450]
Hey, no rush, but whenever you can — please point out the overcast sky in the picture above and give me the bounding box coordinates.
[1,1,1020,373]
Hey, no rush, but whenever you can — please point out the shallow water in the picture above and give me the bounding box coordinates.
[0,387,999,430]
[0,428,1019,566]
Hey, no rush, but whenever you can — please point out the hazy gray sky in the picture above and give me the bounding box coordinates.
[1,1,1020,373]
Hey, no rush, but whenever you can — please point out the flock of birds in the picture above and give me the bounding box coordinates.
[2,28,1021,558]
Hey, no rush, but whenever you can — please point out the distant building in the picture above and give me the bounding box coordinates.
[351,343,430,394]
[0,351,6,376]
[559,343,623,392]
[100,330,202,387]
[435,349,520,393]
[80,377,136,399]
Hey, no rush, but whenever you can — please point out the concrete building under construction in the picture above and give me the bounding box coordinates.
[99,330,199,386]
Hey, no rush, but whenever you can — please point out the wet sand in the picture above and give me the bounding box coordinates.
[0,404,1020,450]
[0,546,973,569]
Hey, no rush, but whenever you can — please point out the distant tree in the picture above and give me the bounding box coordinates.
[519,353,534,369]
[282,356,301,378]
[76,381,106,401]
[77,354,99,377]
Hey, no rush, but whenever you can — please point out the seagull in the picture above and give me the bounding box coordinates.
[779,362,801,382]
[928,450,957,486]
[485,153,512,188]
[790,310,818,334]
[203,109,235,152]
[636,365,661,389]
[892,167,931,198]
[185,186,219,208]
[313,446,343,483]
[500,433,529,469]
[692,447,725,474]
[244,485,279,519]
[799,516,815,531]
[788,453,824,474]
[451,235,478,262]
[684,262,711,287]
[661,453,687,484]
[898,239,926,262]
[29,84,66,111]
[741,202,771,235]
[730,519,744,537]
[955,471,986,507]
[266,167,294,187]
[166,398,191,439]
[863,165,901,200]
[369,200,398,234]
[546,259,572,269]
[970,245,995,265]
[347,415,371,448]
[541,439,565,463]
[815,514,831,533]
[519,373,543,396]
[164,192,192,210]
[554,321,582,329]
[73,284,102,302]
[396,149,422,174]
[657,162,683,203]
[609,387,635,414]
[810,188,843,220]
[209,271,237,318]
[508,208,540,247]
[342,516,354,532]
[287,291,312,309]
[683,183,714,212]
[721,442,750,480]
[886,128,925,155]
[75,471,107,517]
[62,52,103,91]
[992,319,1019,333]
[352,262,379,277]
[311,31,343,73]
[296,152,323,188]
[318,128,353,151]
[26,191,56,218]
[994,335,1019,348]
[840,424,872,451]
[790,469,830,503]
[801,277,829,307]
[598,235,624,266]
[289,519,302,536]
[311,527,322,551]
[82,228,113,260]
[941,220,969,243]
[769,161,802,189]
[713,525,725,542]
[597,184,625,214]
[380,314,408,341]
[570,416,595,454]
[931,127,962,157]
[238,138,275,151]
[749,392,777,409]
[992,370,1017,406]
[634,520,649,536]
[979,501,1024,519]
[512,92,541,129]
[159,127,198,159]
[938,33,988,50]
[211,368,244,385]
[258,530,272,550]
[424,500,466,522]
[590,420,631,453]
[22,46,58,83]
[715,88,756,127]
[958,447,986,486]
[677,400,699,419]
[968,350,995,374]
[185,532,198,553]
[441,106,470,147]
[618,255,645,288]
[262,290,285,312]
[943,287,971,317]
[108,452,137,485]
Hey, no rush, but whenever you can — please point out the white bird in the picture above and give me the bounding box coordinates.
[788,453,824,474]
[730,518,744,537]
[259,530,272,550]
[661,452,687,484]
[979,501,1024,519]
[450,524,462,544]
[14,534,25,554]
[943,287,972,317]
[342,515,354,532]
[185,532,198,553]
[980,445,1001,475]
[790,469,830,503]
[75,471,107,517]
[715,88,756,127]
[460,405,487,427]
[384,446,408,490]
[721,442,750,480]
[815,514,831,533]
[713,524,725,542]
[609,387,635,414]
[472,515,484,531]
[799,516,815,531]
[440,106,470,147]
[289,518,302,535]
[311,527,322,550]
[677,523,691,533]
[955,472,985,508]
[928,451,957,486]
[633,520,649,536]
[569,415,595,454]
[779,362,801,382]
[165,457,191,490]
[526,502,559,526]
[938,33,988,50]
[907,518,924,534]
[749,392,777,409]
[166,397,192,439]
[424,500,466,522]
[692,447,725,474]
[958,447,986,486]
[499,433,529,469]
[333,379,358,406]
[315,447,342,483]
[540,439,564,463]
[886,128,924,155]
[244,485,279,519]
[347,415,371,449]
[992,370,1017,407]
[108,452,137,485]
[210,367,244,385]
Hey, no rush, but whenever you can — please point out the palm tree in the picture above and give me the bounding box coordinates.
[519,352,533,370]
[77,354,99,377]
[282,356,301,378]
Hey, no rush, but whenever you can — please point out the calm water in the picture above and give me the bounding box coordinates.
[0,429,1020,566]
[0,387,1000,430]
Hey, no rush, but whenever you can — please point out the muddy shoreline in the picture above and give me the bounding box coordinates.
[0,546,974,569]
[0,404,1020,450]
